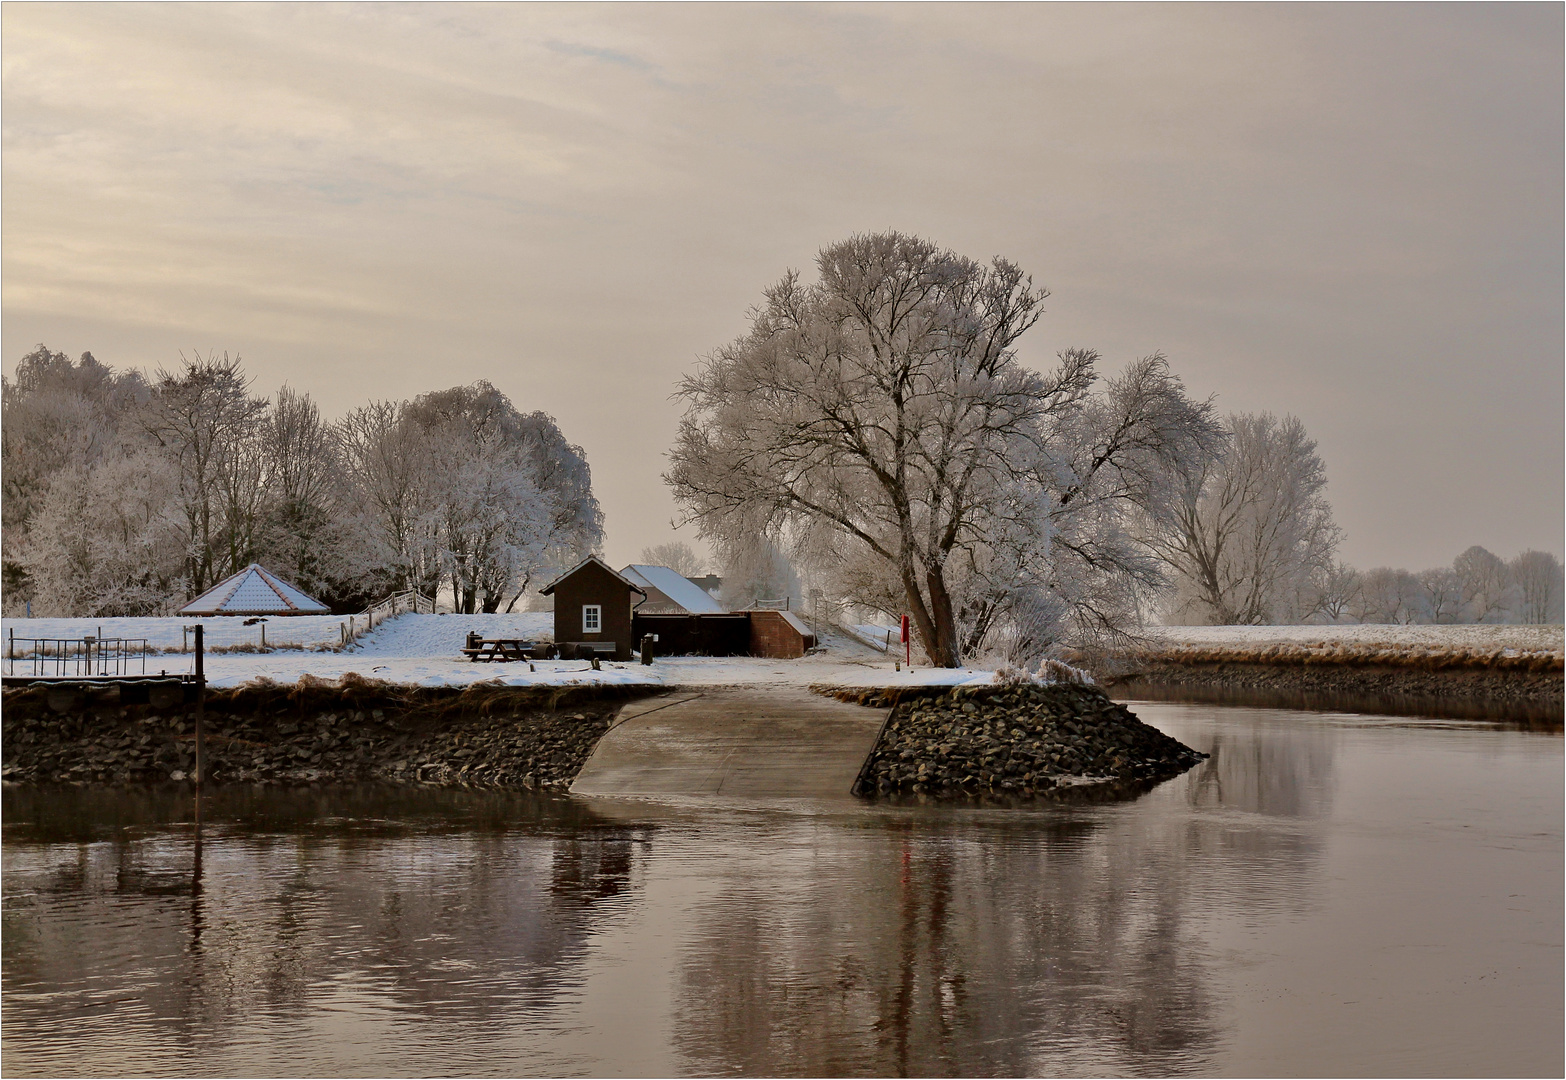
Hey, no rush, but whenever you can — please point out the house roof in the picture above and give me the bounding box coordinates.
[620,564,729,614]
[177,563,331,616]
[538,555,647,596]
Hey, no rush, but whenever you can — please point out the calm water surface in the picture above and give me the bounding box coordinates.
[3,703,1560,1077]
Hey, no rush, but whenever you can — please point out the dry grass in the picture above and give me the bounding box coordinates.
[206,672,662,720]
[1115,640,1563,673]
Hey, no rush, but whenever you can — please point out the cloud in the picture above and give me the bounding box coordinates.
[2,3,1560,568]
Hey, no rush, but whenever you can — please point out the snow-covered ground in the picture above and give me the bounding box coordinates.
[1140,623,1563,653]
[2,614,997,691]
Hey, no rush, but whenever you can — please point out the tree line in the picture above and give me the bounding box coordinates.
[667,231,1561,667]
[1315,547,1563,626]
[2,346,602,616]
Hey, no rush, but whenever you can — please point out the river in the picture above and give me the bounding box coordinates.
[3,702,1560,1077]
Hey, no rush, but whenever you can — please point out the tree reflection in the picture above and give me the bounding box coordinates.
[1,784,646,1067]
[670,812,1228,1076]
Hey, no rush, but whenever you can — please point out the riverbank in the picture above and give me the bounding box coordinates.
[1,675,1203,800]
[0,680,660,789]
[1088,624,1563,719]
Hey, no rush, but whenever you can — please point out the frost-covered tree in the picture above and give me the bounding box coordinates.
[2,346,152,610]
[668,232,1220,665]
[1452,545,1514,623]
[1414,566,1464,623]
[639,542,706,577]
[399,382,602,613]
[337,399,438,598]
[669,232,1060,666]
[141,352,269,595]
[1509,550,1564,624]
[718,534,801,611]
[256,387,337,585]
[18,450,184,616]
[1349,566,1423,624]
[1146,412,1341,625]
[1313,562,1361,623]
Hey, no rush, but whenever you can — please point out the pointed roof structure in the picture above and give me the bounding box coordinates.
[538,555,646,597]
[177,563,331,616]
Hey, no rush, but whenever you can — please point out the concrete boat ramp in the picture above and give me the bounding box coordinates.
[570,688,888,799]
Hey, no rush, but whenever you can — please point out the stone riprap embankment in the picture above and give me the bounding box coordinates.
[822,683,1206,799]
[1,679,654,790]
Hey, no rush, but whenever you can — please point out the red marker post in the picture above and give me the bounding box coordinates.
[900,614,910,668]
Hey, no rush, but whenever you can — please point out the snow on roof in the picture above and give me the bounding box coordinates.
[538,555,645,596]
[177,564,330,616]
[620,565,729,614]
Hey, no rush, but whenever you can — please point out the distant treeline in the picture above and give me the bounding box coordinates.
[2,345,603,616]
[1299,548,1564,627]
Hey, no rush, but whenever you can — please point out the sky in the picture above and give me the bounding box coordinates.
[3,3,1561,571]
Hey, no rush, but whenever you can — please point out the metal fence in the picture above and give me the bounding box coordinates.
[5,631,151,678]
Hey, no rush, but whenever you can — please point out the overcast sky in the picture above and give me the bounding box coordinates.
[4,3,1561,571]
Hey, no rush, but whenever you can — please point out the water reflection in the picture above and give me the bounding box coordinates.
[3,708,1560,1078]
[3,786,646,1075]
[1186,712,1337,818]
[669,814,1222,1076]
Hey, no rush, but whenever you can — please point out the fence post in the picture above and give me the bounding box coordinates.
[193,625,205,788]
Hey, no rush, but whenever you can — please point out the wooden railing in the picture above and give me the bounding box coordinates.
[360,590,435,619]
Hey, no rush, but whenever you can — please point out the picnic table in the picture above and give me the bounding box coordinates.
[461,635,546,662]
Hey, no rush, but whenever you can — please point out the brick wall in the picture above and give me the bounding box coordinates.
[748,610,815,659]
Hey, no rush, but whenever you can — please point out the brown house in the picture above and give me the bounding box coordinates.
[539,556,645,661]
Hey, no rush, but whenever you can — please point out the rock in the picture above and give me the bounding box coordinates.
[851,683,1206,800]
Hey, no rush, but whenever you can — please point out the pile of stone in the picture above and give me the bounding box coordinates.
[0,684,632,790]
[837,683,1206,798]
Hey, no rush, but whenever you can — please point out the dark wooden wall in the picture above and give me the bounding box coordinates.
[551,562,635,661]
[633,613,752,657]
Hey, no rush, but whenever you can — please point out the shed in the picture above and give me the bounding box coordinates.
[619,564,729,615]
[748,609,817,659]
[539,556,645,661]
[178,563,330,617]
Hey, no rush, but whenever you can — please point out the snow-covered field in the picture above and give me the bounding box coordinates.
[2,614,998,691]
[8,614,1558,688]
[3,614,354,652]
[1141,623,1563,654]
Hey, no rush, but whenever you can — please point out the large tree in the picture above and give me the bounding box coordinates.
[1509,549,1564,624]
[668,232,1055,665]
[142,352,270,594]
[397,381,603,613]
[1147,412,1341,625]
[667,231,1219,666]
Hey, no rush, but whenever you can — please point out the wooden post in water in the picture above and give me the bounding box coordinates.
[193,625,205,788]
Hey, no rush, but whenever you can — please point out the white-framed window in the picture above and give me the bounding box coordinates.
[582,604,602,634]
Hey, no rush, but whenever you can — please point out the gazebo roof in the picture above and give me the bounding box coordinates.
[177,563,331,616]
